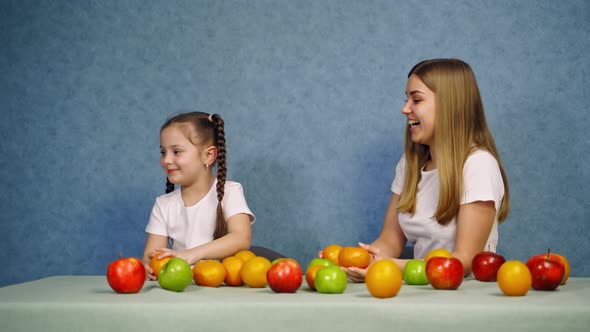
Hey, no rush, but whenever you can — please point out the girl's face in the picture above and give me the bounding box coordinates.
[160,125,207,187]
[401,74,436,147]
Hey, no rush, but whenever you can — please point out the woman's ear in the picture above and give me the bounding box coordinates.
[203,146,218,167]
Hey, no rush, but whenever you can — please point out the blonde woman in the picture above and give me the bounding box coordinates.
[345,59,510,281]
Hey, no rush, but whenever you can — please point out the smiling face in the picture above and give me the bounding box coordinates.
[160,124,208,188]
[402,74,436,147]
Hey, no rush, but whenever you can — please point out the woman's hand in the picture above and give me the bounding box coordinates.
[343,242,388,283]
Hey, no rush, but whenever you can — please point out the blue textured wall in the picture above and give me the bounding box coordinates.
[1,0,588,286]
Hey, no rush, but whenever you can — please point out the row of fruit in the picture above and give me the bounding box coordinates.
[105,245,570,298]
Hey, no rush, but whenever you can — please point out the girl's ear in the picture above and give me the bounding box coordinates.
[203,145,218,167]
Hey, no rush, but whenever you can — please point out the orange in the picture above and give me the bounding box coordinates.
[305,265,324,290]
[339,246,371,268]
[240,256,272,288]
[192,260,226,287]
[365,259,403,298]
[149,255,172,277]
[497,260,532,296]
[323,244,343,266]
[553,253,570,285]
[222,256,245,286]
[424,248,452,264]
[234,250,256,263]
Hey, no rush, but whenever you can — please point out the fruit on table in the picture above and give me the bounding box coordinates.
[338,246,371,269]
[425,256,464,290]
[158,257,193,292]
[149,255,172,277]
[267,258,303,293]
[306,258,334,271]
[527,250,570,285]
[366,259,403,298]
[472,250,506,282]
[553,253,570,285]
[241,256,272,288]
[306,258,335,290]
[107,257,146,294]
[403,259,429,285]
[234,250,256,263]
[526,250,565,291]
[305,265,324,290]
[424,248,452,264]
[192,260,226,287]
[322,244,343,266]
[222,256,245,286]
[314,265,347,294]
[497,260,532,296]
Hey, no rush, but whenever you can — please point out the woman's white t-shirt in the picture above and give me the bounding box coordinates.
[145,180,255,251]
[391,150,504,259]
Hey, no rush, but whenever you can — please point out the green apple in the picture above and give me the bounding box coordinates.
[158,257,193,292]
[307,258,334,271]
[403,259,429,285]
[314,265,347,294]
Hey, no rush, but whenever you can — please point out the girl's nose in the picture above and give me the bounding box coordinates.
[162,153,173,165]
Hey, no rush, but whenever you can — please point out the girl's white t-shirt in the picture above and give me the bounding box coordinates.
[145,180,255,251]
[391,150,504,259]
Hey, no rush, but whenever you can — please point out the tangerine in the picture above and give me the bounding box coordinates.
[234,250,256,263]
[339,246,371,268]
[192,260,226,287]
[365,259,403,298]
[553,253,570,285]
[497,260,532,296]
[241,256,272,288]
[424,248,452,264]
[323,244,343,266]
[305,265,324,290]
[149,255,172,277]
[222,256,245,286]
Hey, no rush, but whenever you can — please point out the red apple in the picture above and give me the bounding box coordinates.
[527,251,569,285]
[472,251,506,282]
[425,257,464,290]
[267,258,303,293]
[106,257,146,293]
[526,251,565,291]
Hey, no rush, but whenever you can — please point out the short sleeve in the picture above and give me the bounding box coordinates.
[222,182,256,223]
[145,198,169,236]
[391,155,406,194]
[461,151,505,211]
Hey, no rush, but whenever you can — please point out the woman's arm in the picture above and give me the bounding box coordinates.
[345,193,408,282]
[371,193,407,258]
[452,200,496,276]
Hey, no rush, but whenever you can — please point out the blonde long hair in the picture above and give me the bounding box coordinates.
[397,59,510,225]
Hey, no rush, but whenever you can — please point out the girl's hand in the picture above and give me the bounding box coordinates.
[144,262,156,281]
[143,252,157,281]
[153,248,195,265]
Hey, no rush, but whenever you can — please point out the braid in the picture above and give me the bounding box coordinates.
[165,178,175,193]
[211,114,228,239]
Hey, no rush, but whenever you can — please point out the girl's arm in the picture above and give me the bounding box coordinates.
[142,233,169,280]
[156,213,252,266]
[452,200,496,276]
[345,193,408,282]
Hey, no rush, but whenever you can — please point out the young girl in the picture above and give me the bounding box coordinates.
[142,112,255,280]
[343,58,510,281]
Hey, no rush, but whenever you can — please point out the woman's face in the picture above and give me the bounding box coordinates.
[401,74,436,147]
